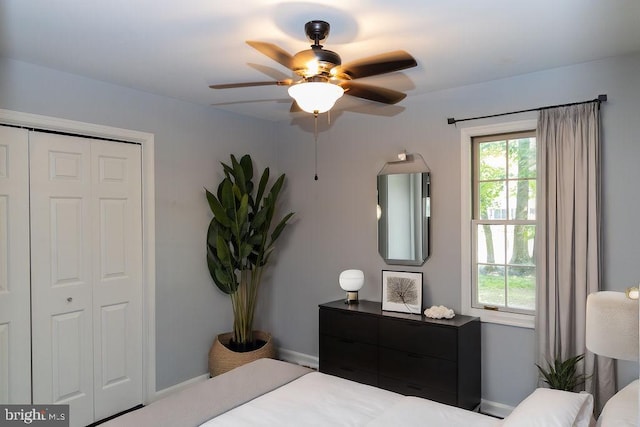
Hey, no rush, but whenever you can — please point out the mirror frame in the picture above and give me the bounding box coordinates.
[377,156,431,266]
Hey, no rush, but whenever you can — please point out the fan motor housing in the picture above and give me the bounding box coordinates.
[293,48,341,78]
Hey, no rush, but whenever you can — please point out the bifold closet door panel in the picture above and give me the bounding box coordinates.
[0,126,31,404]
[30,132,94,426]
[91,140,143,421]
[30,132,144,426]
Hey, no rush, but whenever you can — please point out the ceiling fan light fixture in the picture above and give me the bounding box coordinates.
[288,81,344,114]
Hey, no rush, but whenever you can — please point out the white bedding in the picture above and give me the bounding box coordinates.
[597,379,639,427]
[106,358,604,427]
[201,371,499,427]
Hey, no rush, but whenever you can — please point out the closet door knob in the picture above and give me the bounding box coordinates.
[67,297,73,303]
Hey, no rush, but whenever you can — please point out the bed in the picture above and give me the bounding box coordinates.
[103,358,610,427]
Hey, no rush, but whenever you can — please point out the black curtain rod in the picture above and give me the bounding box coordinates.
[446,94,607,125]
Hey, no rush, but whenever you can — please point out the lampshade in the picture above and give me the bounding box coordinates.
[626,286,639,300]
[287,82,344,114]
[586,291,639,361]
[339,269,364,304]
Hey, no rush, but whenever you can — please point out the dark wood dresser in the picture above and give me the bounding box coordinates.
[319,300,481,410]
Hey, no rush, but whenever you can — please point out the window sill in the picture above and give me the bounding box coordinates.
[462,307,535,329]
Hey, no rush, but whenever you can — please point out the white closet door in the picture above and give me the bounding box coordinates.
[0,127,31,403]
[91,140,142,421]
[30,132,143,426]
[30,132,94,426]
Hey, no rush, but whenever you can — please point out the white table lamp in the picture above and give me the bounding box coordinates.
[339,270,364,304]
[586,291,639,361]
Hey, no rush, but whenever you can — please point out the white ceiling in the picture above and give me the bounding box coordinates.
[3,0,640,122]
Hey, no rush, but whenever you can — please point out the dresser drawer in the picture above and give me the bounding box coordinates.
[378,347,457,393]
[320,361,378,387]
[379,318,457,360]
[319,334,377,372]
[318,300,480,410]
[379,375,457,406]
[319,308,378,344]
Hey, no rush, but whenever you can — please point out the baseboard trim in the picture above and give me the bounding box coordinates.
[480,399,514,419]
[277,348,319,370]
[151,347,319,402]
[150,373,209,403]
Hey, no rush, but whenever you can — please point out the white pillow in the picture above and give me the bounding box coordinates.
[597,379,638,427]
[501,388,594,427]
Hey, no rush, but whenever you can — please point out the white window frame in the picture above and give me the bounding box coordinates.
[460,119,537,329]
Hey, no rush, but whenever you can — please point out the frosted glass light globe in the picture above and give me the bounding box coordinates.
[288,82,344,114]
[339,269,364,304]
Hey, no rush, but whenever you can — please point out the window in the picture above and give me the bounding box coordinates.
[460,119,538,328]
[473,130,536,314]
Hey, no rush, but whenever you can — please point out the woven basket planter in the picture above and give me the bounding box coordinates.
[208,330,275,377]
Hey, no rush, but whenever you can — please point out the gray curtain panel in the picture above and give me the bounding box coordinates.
[535,102,614,414]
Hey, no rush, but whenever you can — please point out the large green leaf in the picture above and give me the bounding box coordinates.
[251,206,268,230]
[206,219,218,247]
[271,212,294,243]
[214,267,237,294]
[268,174,286,204]
[239,243,253,259]
[206,189,232,228]
[230,193,249,240]
[207,247,237,295]
[216,234,230,263]
[255,167,269,209]
[249,233,264,246]
[221,161,234,178]
[220,179,234,210]
[231,155,247,195]
[232,184,243,204]
[238,195,249,231]
[240,154,253,182]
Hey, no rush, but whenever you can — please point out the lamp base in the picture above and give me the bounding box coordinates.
[344,291,359,304]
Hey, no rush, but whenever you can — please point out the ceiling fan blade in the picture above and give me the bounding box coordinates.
[209,79,293,89]
[336,50,417,80]
[246,41,294,70]
[340,81,407,104]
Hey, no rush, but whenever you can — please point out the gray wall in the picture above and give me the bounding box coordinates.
[269,52,640,407]
[1,51,638,407]
[0,58,279,390]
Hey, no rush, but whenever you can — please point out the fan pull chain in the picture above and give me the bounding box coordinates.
[313,111,319,180]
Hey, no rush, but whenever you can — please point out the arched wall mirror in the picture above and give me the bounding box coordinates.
[377,154,431,266]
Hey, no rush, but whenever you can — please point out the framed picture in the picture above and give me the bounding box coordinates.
[381,270,423,314]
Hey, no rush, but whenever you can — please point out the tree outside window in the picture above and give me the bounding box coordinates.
[473,131,536,314]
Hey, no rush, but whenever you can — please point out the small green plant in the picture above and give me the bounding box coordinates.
[536,354,590,392]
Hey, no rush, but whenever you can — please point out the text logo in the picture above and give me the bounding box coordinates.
[1,405,69,426]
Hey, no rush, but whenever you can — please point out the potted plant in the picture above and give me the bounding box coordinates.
[536,353,590,391]
[205,154,293,376]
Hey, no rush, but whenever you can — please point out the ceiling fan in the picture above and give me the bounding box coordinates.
[209,20,418,114]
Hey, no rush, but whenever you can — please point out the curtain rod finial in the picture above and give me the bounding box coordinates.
[447,117,456,125]
[598,94,607,102]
